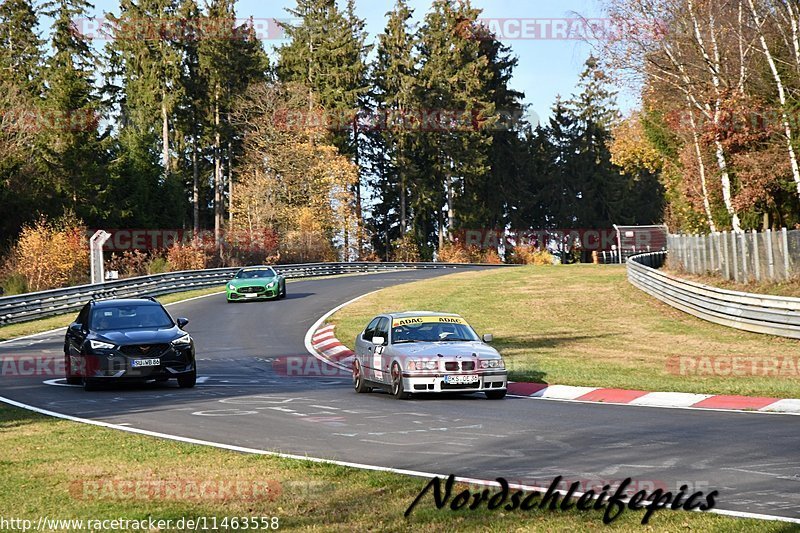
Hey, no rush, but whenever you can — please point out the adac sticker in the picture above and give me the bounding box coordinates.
[392,316,467,327]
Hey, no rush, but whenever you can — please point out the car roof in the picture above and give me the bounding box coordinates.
[238,265,275,270]
[386,311,463,319]
[91,298,160,308]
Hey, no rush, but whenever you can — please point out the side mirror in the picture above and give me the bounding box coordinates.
[176,317,190,329]
[69,323,83,334]
[482,334,493,343]
[371,336,386,346]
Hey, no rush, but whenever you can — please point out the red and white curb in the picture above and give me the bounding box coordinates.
[310,324,355,368]
[309,324,800,416]
[506,383,800,415]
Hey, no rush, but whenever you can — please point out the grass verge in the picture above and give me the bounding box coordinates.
[663,268,800,298]
[0,404,785,532]
[329,265,800,398]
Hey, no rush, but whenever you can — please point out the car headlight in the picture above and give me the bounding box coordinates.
[408,360,437,371]
[267,281,276,288]
[172,334,192,346]
[89,340,115,350]
[228,284,236,290]
[480,359,504,369]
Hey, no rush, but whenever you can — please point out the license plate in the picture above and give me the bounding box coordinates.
[244,293,258,298]
[444,374,479,385]
[131,358,160,368]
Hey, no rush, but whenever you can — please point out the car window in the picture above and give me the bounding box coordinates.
[375,318,390,341]
[76,304,90,325]
[391,317,479,343]
[235,268,275,279]
[90,305,173,331]
[362,317,381,340]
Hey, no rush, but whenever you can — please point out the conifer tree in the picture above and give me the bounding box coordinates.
[39,0,108,224]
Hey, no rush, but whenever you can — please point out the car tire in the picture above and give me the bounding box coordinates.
[83,379,100,392]
[178,370,197,388]
[485,389,507,400]
[353,360,369,393]
[391,362,410,400]
[279,284,286,299]
[64,354,81,385]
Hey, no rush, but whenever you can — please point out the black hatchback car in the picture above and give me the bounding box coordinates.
[64,298,196,391]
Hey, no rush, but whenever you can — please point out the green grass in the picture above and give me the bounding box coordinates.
[329,265,800,398]
[0,404,787,532]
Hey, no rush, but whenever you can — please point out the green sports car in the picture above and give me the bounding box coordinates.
[226,266,286,302]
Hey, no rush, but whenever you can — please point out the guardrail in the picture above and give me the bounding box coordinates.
[0,262,509,326]
[627,251,800,339]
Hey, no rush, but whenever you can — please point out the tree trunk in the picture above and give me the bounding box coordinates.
[214,86,222,253]
[352,120,362,259]
[162,96,169,179]
[686,103,716,232]
[748,0,800,201]
[192,129,199,233]
[227,139,233,226]
[399,170,407,234]
[688,0,742,231]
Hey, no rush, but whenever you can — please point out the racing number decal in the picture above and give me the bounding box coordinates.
[373,349,383,381]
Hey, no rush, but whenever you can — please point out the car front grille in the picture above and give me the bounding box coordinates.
[445,361,476,371]
[238,286,264,294]
[120,344,170,357]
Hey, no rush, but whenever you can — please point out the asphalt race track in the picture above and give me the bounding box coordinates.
[1,270,798,523]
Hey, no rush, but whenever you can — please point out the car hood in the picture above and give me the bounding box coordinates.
[92,327,183,345]
[228,277,277,286]
[392,341,501,359]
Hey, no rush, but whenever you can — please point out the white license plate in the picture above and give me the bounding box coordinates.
[444,374,479,385]
[244,293,258,298]
[131,358,160,368]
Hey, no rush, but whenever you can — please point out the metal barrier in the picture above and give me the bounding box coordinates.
[0,262,509,326]
[628,251,800,339]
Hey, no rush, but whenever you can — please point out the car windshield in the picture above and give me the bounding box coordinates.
[391,318,479,344]
[91,305,173,331]
[235,268,275,279]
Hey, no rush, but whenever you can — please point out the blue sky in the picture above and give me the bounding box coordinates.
[68,0,637,121]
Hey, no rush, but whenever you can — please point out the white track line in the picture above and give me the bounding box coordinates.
[0,393,795,525]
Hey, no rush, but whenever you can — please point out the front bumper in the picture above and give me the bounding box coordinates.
[73,346,195,381]
[227,287,279,300]
[400,370,507,393]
